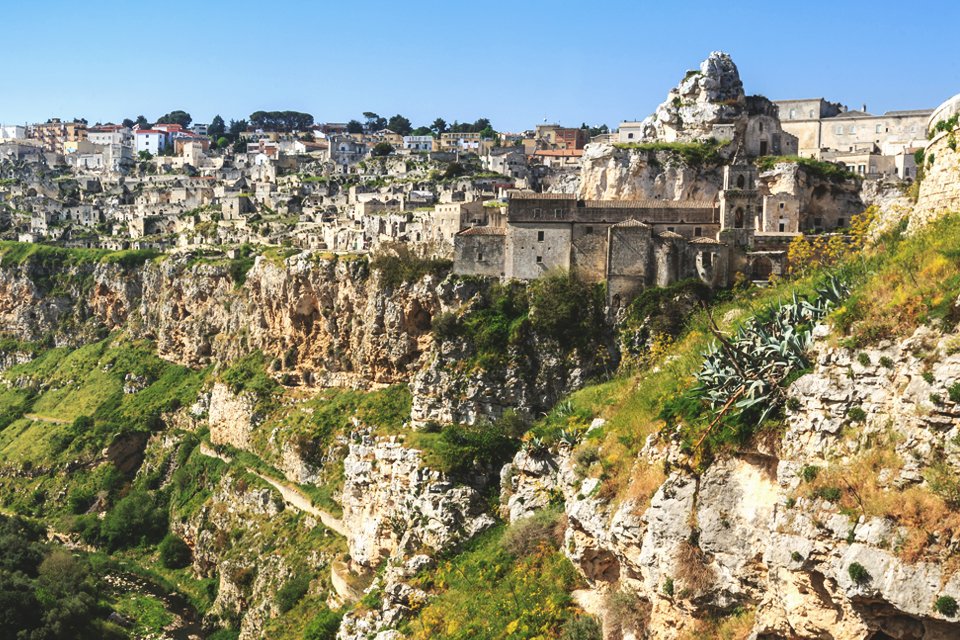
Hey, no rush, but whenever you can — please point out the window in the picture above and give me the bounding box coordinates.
[736,174,745,189]
[779,202,785,210]
[778,222,785,232]
[848,125,856,134]
[702,252,712,267]
[875,124,883,134]
[585,226,593,235]
[554,208,563,218]
[789,109,796,119]
[533,207,542,219]
[537,231,544,242]
[477,252,483,261]
[837,218,845,228]
[694,227,702,236]
[809,109,815,118]
[759,122,764,132]
[814,217,823,228]
[536,255,543,263]
[834,125,843,135]
[627,133,634,139]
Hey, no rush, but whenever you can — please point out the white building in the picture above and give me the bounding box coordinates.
[135,130,168,154]
[617,121,645,143]
[403,135,433,151]
[0,125,26,141]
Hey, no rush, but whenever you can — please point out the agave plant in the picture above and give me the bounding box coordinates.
[693,275,849,430]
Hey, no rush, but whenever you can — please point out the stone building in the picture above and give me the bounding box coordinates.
[453,191,729,305]
[774,98,930,179]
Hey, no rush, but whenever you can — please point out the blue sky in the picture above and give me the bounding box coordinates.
[3,0,958,130]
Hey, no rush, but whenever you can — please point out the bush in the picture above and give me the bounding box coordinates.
[158,534,191,569]
[857,352,871,366]
[662,576,674,596]
[430,421,517,477]
[879,356,894,369]
[848,562,870,584]
[100,490,167,550]
[276,574,311,613]
[528,272,605,350]
[791,551,804,562]
[370,249,451,289]
[949,382,960,403]
[801,465,820,483]
[935,595,958,617]
[813,486,842,502]
[302,608,343,640]
[560,615,602,640]
[502,509,564,556]
[847,406,867,423]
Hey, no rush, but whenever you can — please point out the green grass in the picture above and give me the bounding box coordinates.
[403,526,583,639]
[111,593,174,636]
[756,155,858,182]
[612,139,724,166]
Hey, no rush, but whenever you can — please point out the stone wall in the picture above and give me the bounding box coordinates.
[915,129,960,228]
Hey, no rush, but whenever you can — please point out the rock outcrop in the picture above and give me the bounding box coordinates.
[504,325,960,639]
[340,432,495,568]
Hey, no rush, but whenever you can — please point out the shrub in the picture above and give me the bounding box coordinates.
[370,247,451,289]
[276,574,311,613]
[935,595,958,617]
[949,382,960,403]
[922,371,935,384]
[857,352,871,366]
[207,630,240,640]
[813,486,842,502]
[528,272,605,350]
[791,551,804,563]
[847,406,867,423]
[848,562,870,584]
[662,576,674,596]
[502,509,564,556]
[605,589,650,635]
[573,445,600,470]
[158,534,191,569]
[930,393,943,406]
[100,490,167,550]
[430,421,517,477]
[801,465,820,483]
[303,608,343,640]
[786,397,801,412]
[560,616,602,640]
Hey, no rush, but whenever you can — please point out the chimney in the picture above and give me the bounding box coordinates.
[862,103,867,113]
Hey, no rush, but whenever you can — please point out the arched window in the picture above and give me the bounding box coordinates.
[735,207,744,228]
[736,174,745,189]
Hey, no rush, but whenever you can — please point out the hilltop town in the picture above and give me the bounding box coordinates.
[0,52,935,303]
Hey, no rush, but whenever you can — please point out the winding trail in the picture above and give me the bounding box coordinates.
[24,413,69,424]
[197,442,347,536]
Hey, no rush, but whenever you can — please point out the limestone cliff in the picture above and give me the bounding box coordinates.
[577,143,723,202]
[505,325,960,639]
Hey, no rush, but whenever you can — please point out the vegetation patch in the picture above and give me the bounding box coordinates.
[756,155,858,181]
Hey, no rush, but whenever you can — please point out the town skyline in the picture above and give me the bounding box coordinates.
[2,0,957,130]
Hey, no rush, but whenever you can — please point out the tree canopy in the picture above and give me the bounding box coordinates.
[208,115,226,139]
[387,114,413,136]
[249,110,314,132]
[156,110,192,128]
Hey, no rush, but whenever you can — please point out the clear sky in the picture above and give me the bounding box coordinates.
[3,0,959,131]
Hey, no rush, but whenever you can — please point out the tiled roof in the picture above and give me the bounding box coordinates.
[458,226,506,236]
[611,218,650,228]
[690,236,723,245]
[656,230,683,238]
[584,199,715,209]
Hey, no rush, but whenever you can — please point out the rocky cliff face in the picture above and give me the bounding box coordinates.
[634,51,746,145]
[577,143,723,202]
[340,432,495,568]
[504,325,960,639]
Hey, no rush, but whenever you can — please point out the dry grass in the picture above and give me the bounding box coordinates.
[804,434,960,563]
[625,462,667,512]
[603,589,650,639]
[678,608,756,640]
[674,540,715,597]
